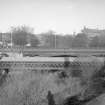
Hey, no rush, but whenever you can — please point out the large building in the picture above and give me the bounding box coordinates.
[81,27,105,37]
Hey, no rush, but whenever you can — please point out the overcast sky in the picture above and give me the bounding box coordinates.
[0,0,105,34]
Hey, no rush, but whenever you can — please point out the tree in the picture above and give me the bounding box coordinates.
[98,35,105,48]
[40,31,74,49]
[56,35,74,49]
[30,34,40,47]
[72,33,89,48]
[40,30,56,48]
[89,36,100,48]
[11,25,33,47]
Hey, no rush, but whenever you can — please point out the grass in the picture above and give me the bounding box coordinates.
[0,57,105,105]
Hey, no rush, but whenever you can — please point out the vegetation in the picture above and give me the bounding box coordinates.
[10,25,40,47]
[0,69,82,105]
[0,57,105,105]
[1,25,105,48]
[72,33,89,48]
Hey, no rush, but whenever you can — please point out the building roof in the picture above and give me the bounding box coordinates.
[81,27,105,37]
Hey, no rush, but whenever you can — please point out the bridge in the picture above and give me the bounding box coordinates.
[0,48,105,74]
[0,56,104,71]
[1,48,105,56]
[0,56,67,71]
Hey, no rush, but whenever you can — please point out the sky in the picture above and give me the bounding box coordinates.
[0,0,105,34]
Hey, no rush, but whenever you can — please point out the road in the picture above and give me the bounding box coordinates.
[1,48,105,56]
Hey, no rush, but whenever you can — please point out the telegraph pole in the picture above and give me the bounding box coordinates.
[55,34,56,49]
[1,32,3,53]
[10,31,13,53]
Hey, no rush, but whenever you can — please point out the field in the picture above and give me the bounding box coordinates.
[0,57,105,105]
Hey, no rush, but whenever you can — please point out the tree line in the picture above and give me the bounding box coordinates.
[0,25,105,49]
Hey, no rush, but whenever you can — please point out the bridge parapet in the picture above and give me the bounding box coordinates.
[1,48,105,56]
[0,60,103,71]
[0,61,65,71]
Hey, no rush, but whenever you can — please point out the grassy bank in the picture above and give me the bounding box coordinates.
[0,57,105,105]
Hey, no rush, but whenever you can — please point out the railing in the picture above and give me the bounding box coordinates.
[0,60,103,71]
[0,61,64,70]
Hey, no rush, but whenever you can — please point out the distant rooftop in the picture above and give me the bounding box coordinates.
[81,27,105,37]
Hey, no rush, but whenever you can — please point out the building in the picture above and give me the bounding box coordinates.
[81,27,105,37]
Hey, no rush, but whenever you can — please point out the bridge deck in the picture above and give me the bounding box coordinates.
[1,48,105,56]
